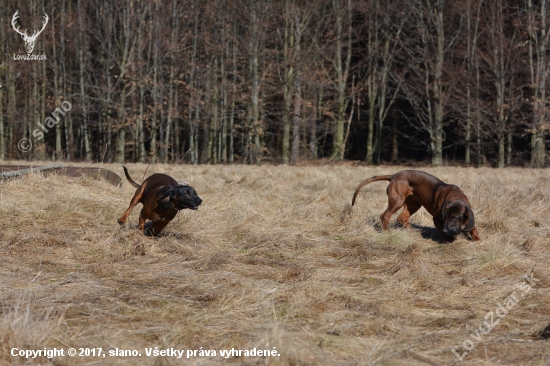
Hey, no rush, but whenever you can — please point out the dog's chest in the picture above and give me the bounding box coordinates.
[153,202,178,218]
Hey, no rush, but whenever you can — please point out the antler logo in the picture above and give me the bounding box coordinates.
[11,10,49,54]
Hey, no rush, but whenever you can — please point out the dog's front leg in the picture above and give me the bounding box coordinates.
[468,227,481,241]
[151,212,177,236]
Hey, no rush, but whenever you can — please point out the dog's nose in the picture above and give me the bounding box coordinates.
[444,228,459,236]
[196,197,202,205]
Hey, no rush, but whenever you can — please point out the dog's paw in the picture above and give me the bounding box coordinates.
[117,218,125,225]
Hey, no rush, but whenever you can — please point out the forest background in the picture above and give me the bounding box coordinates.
[0,0,549,168]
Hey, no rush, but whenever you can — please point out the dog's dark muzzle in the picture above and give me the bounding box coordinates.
[443,227,460,237]
[177,197,202,210]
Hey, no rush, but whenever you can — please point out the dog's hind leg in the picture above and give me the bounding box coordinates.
[397,197,421,228]
[118,182,146,225]
[380,182,409,230]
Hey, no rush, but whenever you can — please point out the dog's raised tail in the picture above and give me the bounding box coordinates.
[122,166,141,188]
[352,175,394,206]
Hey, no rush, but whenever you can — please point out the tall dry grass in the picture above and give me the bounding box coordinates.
[0,163,548,365]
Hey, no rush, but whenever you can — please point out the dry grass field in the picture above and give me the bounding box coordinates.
[0,162,548,365]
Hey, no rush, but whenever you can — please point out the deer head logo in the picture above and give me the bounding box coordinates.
[11,11,49,54]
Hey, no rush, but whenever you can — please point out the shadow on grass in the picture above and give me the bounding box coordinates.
[410,223,476,244]
[410,223,447,243]
[119,221,185,239]
[372,220,447,244]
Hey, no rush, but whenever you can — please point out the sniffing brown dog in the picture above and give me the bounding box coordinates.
[117,166,202,236]
[352,170,480,241]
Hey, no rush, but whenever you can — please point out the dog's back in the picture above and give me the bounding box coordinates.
[139,173,179,204]
[123,166,179,202]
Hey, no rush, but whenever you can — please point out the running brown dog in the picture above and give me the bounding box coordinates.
[352,170,480,241]
[117,166,202,236]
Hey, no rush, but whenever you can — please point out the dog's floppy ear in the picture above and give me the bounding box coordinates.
[157,188,175,204]
[441,201,451,220]
[462,206,476,232]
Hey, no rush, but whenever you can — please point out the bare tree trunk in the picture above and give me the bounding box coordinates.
[527,0,549,168]
[51,7,63,160]
[431,0,445,166]
[465,3,471,165]
[281,4,294,165]
[220,45,228,163]
[229,28,237,163]
[100,0,113,162]
[330,0,352,161]
[506,128,513,165]
[249,5,263,165]
[496,38,505,167]
[116,128,125,164]
[290,81,302,164]
[41,44,47,159]
[190,108,199,164]
[310,87,322,159]
[364,0,378,164]
[366,73,376,163]
[164,68,174,164]
[373,15,399,165]
[7,67,16,159]
[290,14,302,165]
[341,77,355,160]
[174,87,181,161]
[115,0,137,164]
[33,52,43,160]
[150,1,160,163]
[391,113,399,162]
[24,84,30,160]
[164,0,178,164]
[0,12,4,160]
[135,4,146,162]
[464,0,481,165]
[208,58,219,164]
[486,0,509,168]
[61,0,73,160]
[78,0,92,161]
[188,1,199,164]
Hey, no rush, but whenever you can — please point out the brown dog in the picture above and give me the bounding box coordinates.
[352,170,480,241]
[117,166,202,236]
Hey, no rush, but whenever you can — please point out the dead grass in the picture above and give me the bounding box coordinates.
[0,163,548,365]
